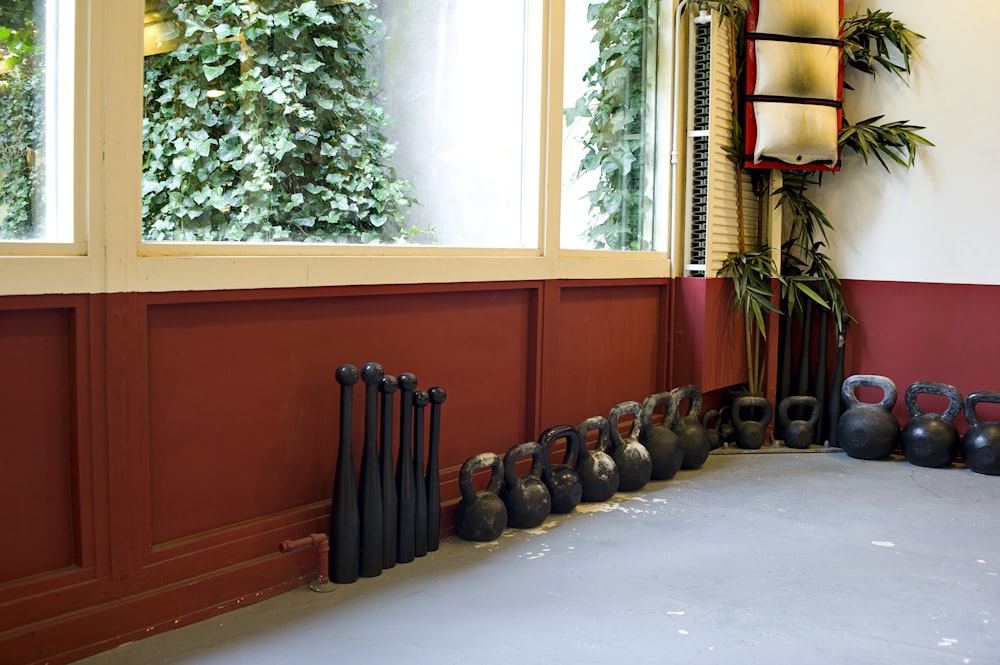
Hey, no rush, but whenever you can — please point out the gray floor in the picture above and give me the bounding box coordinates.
[77,450,1000,665]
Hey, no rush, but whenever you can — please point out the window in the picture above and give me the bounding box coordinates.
[142,1,541,248]
[561,0,659,251]
[0,0,74,243]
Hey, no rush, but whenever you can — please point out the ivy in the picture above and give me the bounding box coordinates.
[565,0,657,250]
[142,0,416,243]
[0,7,42,240]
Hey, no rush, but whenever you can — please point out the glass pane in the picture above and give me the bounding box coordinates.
[561,0,658,251]
[0,0,72,242]
[142,1,540,247]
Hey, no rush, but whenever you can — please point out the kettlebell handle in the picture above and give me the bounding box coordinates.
[904,381,963,422]
[670,384,703,419]
[640,391,679,439]
[608,401,643,451]
[702,409,721,432]
[964,391,1000,428]
[503,441,547,487]
[575,416,612,457]
[731,395,773,428]
[458,452,503,504]
[777,395,820,429]
[841,374,897,411]
[539,425,581,469]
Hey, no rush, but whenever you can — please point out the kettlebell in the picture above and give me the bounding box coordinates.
[900,381,962,468]
[608,401,653,492]
[500,441,552,528]
[836,374,900,460]
[962,391,1000,476]
[702,409,723,450]
[539,425,584,514]
[731,395,772,450]
[670,384,711,469]
[454,453,507,542]
[573,416,620,502]
[777,395,821,449]
[718,405,736,445]
[638,391,684,480]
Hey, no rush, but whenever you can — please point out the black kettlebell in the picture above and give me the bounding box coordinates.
[454,453,507,542]
[778,395,821,449]
[573,416,620,502]
[500,441,552,528]
[638,391,684,480]
[718,405,736,445]
[539,425,584,514]
[671,384,710,469]
[837,374,900,460]
[962,391,1000,476]
[608,401,652,492]
[702,409,724,450]
[900,381,962,468]
[732,395,772,450]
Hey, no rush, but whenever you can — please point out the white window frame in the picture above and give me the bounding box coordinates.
[0,0,677,297]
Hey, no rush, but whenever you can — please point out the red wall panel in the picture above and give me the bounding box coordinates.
[144,288,538,547]
[672,278,747,393]
[0,307,76,582]
[841,280,1000,428]
[539,281,668,430]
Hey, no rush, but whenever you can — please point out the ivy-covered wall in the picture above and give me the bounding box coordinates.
[142,0,415,242]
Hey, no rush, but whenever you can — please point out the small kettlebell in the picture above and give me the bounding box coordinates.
[718,405,736,445]
[837,374,900,460]
[671,384,710,469]
[608,401,653,492]
[702,409,724,450]
[574,416,620,502]
[777,395,821,449]
[638,391,684,480]
[539,425,584,514]
[962,391,1000,476]
[900,381,962,468]
[454,453,507,542]
[732,395,772,450]
[500,441,552,528]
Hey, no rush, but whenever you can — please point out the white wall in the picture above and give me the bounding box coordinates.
[811,0,1000,285]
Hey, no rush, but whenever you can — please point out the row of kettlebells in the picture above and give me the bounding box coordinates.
[837,374,1000,474]
[454,385,713,542]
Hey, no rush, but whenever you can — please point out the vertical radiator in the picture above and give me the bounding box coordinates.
[682,7,775,278]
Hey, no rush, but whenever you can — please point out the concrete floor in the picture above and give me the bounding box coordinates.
[76,450,1000,665]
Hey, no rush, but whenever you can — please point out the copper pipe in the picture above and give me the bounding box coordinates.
[278,533,336,593]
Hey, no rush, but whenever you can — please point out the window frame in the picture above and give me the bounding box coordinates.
[0,0,677,297]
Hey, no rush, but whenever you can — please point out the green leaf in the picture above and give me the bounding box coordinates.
[202,64,227,82]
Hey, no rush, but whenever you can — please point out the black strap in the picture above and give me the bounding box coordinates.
[747,95,842,108]
[747,32,843,48]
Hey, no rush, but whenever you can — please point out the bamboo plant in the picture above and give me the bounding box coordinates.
[715,1,932,395]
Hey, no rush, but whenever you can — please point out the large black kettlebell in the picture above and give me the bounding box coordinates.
[900,381,962,468]
[539,425,584,514]
[671,384,710,469]
[962,391,1000,476]
[500,441,552,528]
[608,401,652,492]
[573,416,620,502]
[777,395,821,450]
[454,453,508,542]
[837,374,900,460]
[638,391,684,480]
[732,395,772,450]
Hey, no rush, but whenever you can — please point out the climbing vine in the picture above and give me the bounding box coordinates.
[565,0,658,250]
[0,5,42,240]
[142,0,416,243]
